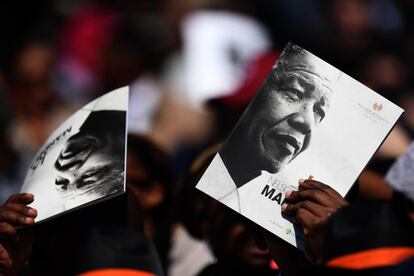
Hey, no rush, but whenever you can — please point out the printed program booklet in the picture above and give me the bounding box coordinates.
[20,86,129,223]
[196,42,404,248]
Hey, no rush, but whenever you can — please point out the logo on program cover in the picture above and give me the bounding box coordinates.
[373,102,383,112]
[285,228,292,235]
[358,101,389,124]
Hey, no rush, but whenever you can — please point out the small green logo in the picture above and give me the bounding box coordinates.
[285,228,292,235]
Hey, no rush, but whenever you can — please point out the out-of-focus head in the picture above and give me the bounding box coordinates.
[331,0,371,35]
[178,144,221,239]
[207,206,273,273]
[126,134,174,210]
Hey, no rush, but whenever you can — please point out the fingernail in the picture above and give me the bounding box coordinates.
[27,209,37,217]
[281,203,288,212]
[285,190,293,199]
[308,175,314,180]
[24,217,34,224]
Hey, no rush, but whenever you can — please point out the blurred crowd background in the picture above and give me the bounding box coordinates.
[1,0,414,275]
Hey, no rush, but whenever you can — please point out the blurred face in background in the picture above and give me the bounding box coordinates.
[126,152,165,210]
[227,223,272,269]
[208,208,274,274]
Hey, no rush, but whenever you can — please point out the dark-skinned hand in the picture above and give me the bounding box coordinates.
[281,178,348,264]
[0,193,37,276]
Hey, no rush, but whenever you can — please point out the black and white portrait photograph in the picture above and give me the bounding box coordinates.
[196,43,403,248]
[20,87,128,222]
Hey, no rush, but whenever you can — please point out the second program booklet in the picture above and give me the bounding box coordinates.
[196,42,404,248]
[20,87,129,223]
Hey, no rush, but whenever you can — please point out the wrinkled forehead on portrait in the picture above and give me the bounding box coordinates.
[272,43,341,104]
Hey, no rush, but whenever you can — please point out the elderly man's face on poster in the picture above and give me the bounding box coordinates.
[246,51,335,174]
[54,111,125,207]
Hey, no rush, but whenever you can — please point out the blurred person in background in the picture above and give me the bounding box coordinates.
[179,7,271,107]
[325,0,372,69]
[0,81,21,204]
[3,38,74,201]
[7,40,73,151]
[98,13,169,94]
[94,9,215,157]
[171,144,220,276]
[55,5,119,107]
[127,134,176,272]
[156,0,272,160]
[318,0,401,75]
[356,52,412,200]
[0,128,21,204]
[200,205,276,276]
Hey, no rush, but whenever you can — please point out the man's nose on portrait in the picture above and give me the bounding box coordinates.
[287,104,316,136]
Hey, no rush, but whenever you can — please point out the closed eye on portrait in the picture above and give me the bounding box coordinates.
[81,165,110,184]
[269,73,306,102]
[283,88,305,101]
[277,74,306,101]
